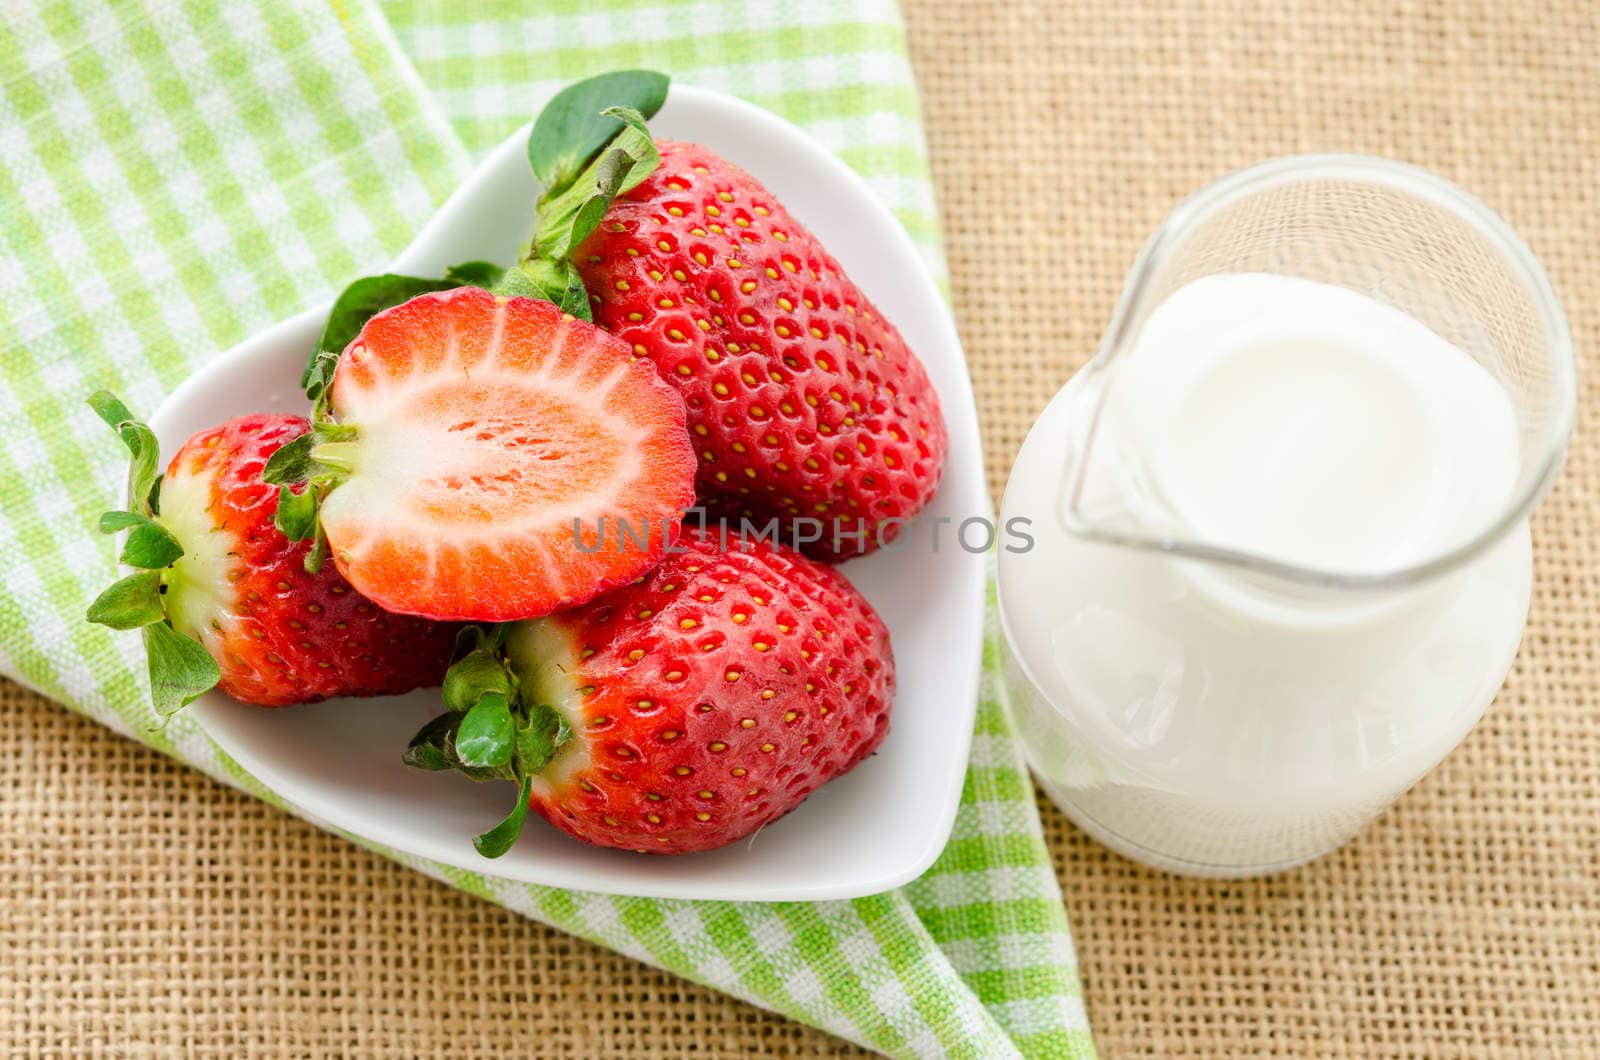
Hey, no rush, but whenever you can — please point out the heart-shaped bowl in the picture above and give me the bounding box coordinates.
[154,84,986,901]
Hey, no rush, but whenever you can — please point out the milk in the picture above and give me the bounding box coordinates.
[998,273,1532,875]
[1117,274,1520,572]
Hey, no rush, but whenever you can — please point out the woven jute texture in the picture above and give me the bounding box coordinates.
[5,0,1598,1056]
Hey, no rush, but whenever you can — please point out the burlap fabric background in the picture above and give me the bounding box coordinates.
[6,0,1597,1056]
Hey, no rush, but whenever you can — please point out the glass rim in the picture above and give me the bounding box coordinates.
[1061,153,1578,590]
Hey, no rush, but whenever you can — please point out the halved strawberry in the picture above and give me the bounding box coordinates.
[270,287,696,623]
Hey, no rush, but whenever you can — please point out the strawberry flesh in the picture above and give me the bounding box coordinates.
[322,287,698,621]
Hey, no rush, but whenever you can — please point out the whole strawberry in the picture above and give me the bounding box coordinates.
[86,392,456,714]
[405,526,894,856]
[505,72,947,560]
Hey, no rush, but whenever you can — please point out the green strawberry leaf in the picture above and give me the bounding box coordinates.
[98,510,145,533]
[451,623,489,658]
[86,570,166,630]
[403,712,462,771]
[442,642,514,714]
[302,350,342,409]
[444,260,505,288]
[99,509,183,569]
[119,518,184,569]
[455,691,516,769]
[262,432,318,486]
[303,261,508,402]
[473,774,535,859]
[501,258,592,321]
[532,106,660,263]
[515,704,572,775]
[515,99,663,320]
[274,483,318,542]
[87,390,136,431]
[491,262,544,302]
[88,390,161,517]
[261,425,360,546]
[438,627,512,710]
[87,392,217,718]
[529,70,669,196]
[303,519,328,575]
[402,708,507,782]
[408,625,569,857]
[308,274,453,391]
[321,273,446,344]
[142,621,221,717]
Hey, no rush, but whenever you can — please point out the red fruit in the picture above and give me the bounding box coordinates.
[573,141,947,560]
[89,399,455,710]
[408,527,894,855]
[317,287,697,621]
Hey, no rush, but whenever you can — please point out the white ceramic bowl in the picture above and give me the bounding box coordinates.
[155,85,986,901]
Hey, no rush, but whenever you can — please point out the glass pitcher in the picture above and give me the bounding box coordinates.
[997,156,1575,877]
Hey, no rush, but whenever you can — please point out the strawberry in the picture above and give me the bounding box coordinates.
[404,526,894,856]
[85,393,455,714]
[503,73,948,561]
[265,287,698,623]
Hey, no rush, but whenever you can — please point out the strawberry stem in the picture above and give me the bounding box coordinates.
[308,440,359,473]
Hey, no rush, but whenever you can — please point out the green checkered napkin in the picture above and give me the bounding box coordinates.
[0,1,1093,1056]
